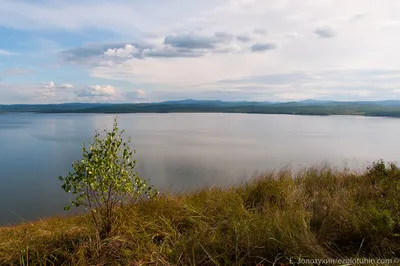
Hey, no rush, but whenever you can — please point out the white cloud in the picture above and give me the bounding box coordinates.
[92,53,277,87]
[74,85,148,103]
[3,0,400,102]
[44,81,55,89]
[76,85,116,97]
[0,49,13,56]
[0,82,75,103]
[79,0,400,103]
[104,44,138,58]
[59,84,74,89]
[35,81,56,100]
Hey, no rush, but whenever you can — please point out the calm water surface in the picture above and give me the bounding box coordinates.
[1,113,399,225]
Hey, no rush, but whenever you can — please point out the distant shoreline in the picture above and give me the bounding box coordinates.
[2,100,400,118]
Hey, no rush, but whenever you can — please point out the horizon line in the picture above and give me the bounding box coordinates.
[2,99,400,105]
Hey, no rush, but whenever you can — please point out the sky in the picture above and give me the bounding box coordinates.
[1,0,400,104]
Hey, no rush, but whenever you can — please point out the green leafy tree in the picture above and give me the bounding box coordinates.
[59,118,158,238]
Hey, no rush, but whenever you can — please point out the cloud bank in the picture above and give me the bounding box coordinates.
[1,0,400,103]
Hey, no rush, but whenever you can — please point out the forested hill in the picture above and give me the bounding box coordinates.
[2,100,400,117]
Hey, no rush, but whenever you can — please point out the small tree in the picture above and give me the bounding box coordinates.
[59,118,158,239]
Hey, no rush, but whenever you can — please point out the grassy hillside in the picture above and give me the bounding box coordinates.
[1,161,400,265]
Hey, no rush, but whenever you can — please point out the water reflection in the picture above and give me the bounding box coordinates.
[0,113,400,225]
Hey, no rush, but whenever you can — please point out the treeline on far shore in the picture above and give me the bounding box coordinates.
[2,99,400,117]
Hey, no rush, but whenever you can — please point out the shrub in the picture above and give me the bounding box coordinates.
[59,118,158,239]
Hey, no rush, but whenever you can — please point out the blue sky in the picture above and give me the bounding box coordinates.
[1,0,400,103]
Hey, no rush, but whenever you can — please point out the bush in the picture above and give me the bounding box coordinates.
[59,118,158,239]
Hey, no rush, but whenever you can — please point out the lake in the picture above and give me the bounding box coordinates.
[1,113,399,225]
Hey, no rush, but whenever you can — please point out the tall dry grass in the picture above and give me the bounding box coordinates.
[1,160,400,265]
